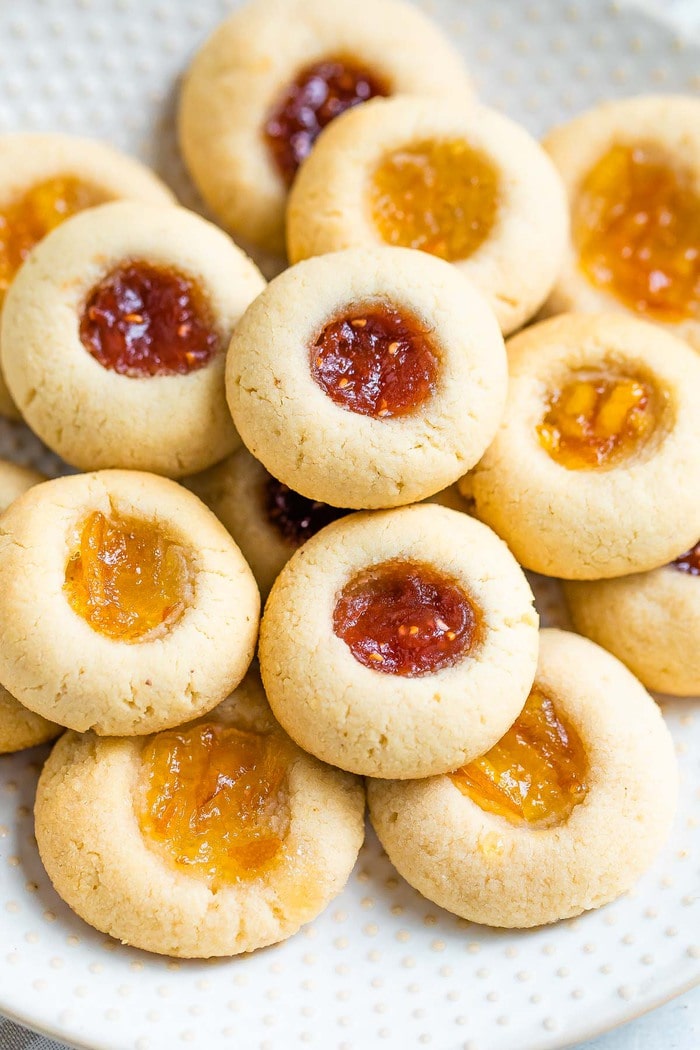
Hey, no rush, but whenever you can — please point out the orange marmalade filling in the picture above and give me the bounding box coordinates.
[138,723,291,883]
[0,176,108,303]
[536,371,656,470]
[450,687,588,828]
[574,143,700,322]
[64,510,190,642]
[369,139,500,261]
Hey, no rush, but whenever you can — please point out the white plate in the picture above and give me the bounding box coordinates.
[0,1,699,1048]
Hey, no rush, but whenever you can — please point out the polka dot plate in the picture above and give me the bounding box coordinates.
[0,1,698,1048]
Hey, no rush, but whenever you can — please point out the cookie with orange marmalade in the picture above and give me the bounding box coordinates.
[466,312,700,579]
[368,628,678,928]
[0,459,62,754]
[0,470,259,736]
[259,504,539,779]
[287,98,569,335]
[34,668,365,957]
[564,540,700,696]
[1,201,265,477]
[227,247,507,510]
[543,95,700,352]
[178,0,472,256]
[0,133,174,419]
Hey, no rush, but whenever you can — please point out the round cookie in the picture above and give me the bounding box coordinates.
[543,95,700,351]
[0,470,260,736]
[287,98,568,334]
[35,669,365,957]
[259,504,539,779]
[186,448,471,598]
[186,446,353,599]
[0,459,61,754]
[467,312,700,579]
[178,0,472,255]
[0,133,175,418]
[368,628,678,928]
[227,247,507,509]
[1,201,266,477]
[564,541,700,696]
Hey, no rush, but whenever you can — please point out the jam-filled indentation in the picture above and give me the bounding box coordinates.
[672,541,700,576]
[264,56,388,185]
[537,371,657,470]
[574,143,700,322]
[333,558,479,676]
[264,476,350,546]
[0,175,109,303]
[450,687,588,828]
[64,510,190,642]
[369,139,500,262]
[80,261,220,377]
[310,304,439,418]
[138,722,291,882]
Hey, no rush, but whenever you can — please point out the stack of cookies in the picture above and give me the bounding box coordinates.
[0,0,696,958]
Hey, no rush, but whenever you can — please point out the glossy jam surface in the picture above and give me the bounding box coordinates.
[333,558,479,676]
[537,372,656,470]
[138,723,291,883]
[0,176,108,303]
[574,143,700,322]
[64,510,190,642]
[450,687,588,828]
[264,56,388,185]
[672,541,700,576]
[79,262,220,377]
[264,476,350,546]
[369,139,499,261]
[310,305,439,418]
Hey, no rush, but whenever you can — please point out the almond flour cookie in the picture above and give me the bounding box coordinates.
[287,98,568,334]
[187,448,472,598]
[368,628,678,927]
[1,201,265,477]
[0,459,61,754]
[0,470,259,736]
[35,669,365,957]
[227,247,507,509]
[543,96,700,351]
[467,313,700,579]
[0,133,175,418]
[564,541,700,696]
[186,446,353,599]
[259,504,539,779]
[178,0,472,255]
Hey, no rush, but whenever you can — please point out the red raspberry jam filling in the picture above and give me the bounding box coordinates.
[264,56,388,184]
[333,558,479,676]
[310,304,439,418]
[80,261,220,377]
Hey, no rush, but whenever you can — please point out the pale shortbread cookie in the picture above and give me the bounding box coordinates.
[467,313,700,579]
[0,459,61,754]
[259,505,539,779]
[543,96,700,351]
[35,670,365,958]
[178,0,472,255]
[1,201,265,477]
[0,470,260,736]
[368,628,678,928]
[186,446,352,600]
[186,447,471,598]
[287,98,568,334]
[564,547,700,696]
[227,247,507,509]
[0,133,175,418]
